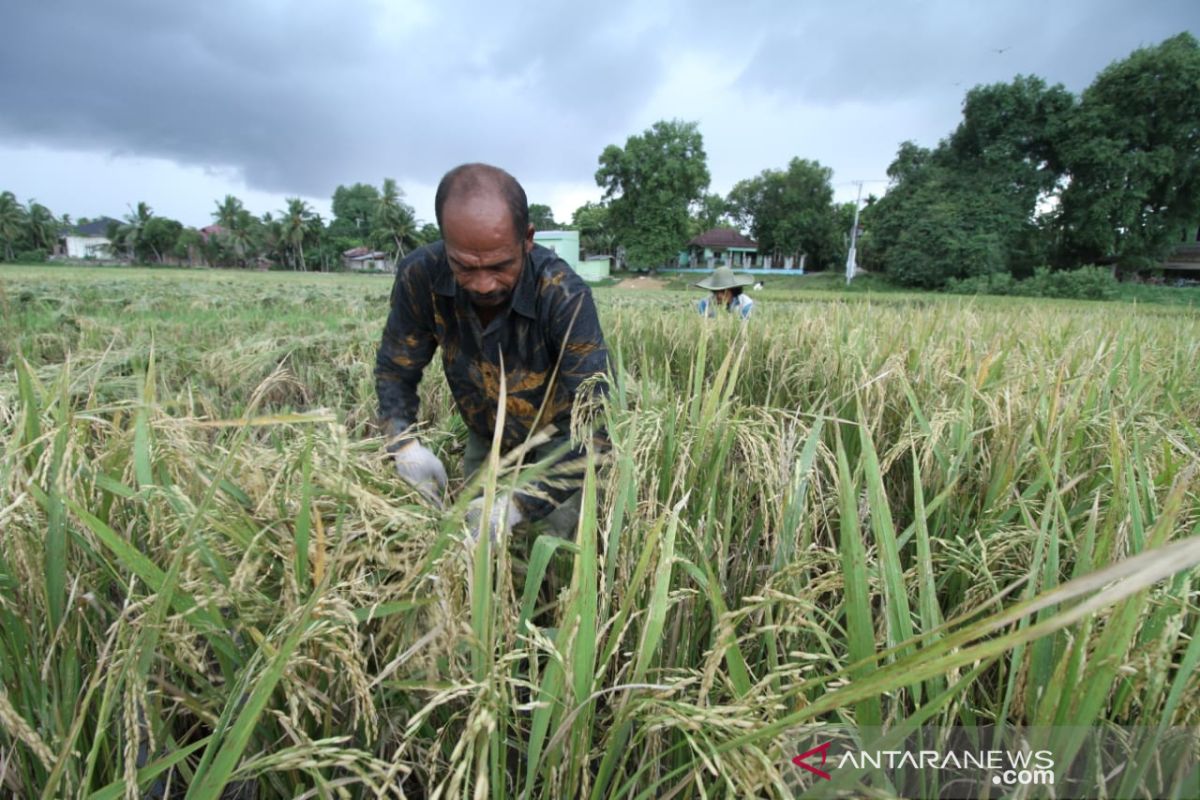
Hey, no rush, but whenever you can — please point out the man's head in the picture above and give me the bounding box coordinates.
[435,163,534,310]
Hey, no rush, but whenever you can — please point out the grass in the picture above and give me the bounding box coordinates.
[1,263,1199,798]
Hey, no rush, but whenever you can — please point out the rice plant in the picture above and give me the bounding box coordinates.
[1,266,1198,797]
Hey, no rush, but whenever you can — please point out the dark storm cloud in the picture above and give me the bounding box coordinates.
[735,0,1200,104]
[0,0,667,197]
[2,0,1196,207]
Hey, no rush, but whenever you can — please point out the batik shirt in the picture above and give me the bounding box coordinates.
[375,242,609,520]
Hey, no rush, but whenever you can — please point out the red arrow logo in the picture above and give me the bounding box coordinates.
[791,741,833,780]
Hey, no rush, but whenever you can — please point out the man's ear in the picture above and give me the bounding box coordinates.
[524,224,535,253]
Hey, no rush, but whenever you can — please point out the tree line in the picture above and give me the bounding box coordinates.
[580,32,1200,282]
[0,178,442,271]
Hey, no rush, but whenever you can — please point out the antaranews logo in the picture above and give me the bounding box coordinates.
[787,726,1198,799]
[790,741,833,780]
[788,737,1056,793]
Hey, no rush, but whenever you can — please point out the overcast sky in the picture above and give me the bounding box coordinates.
[1,1,1196,229]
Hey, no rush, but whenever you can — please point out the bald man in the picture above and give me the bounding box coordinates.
[374,163,609,540]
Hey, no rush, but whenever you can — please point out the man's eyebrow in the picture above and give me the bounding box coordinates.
[448,254,517,270]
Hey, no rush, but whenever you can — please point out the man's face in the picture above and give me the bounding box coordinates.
[442,195,534,310]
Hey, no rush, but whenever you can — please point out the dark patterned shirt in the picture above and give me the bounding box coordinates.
[375,241,609,519]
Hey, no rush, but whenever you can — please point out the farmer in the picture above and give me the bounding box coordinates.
[695,266,755,319]
[375,163,609,541]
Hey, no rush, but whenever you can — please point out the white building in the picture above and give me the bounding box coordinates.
[342,246,391,272]
[58,217,119,259]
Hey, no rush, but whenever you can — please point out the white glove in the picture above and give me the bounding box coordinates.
[465,492,524,543]
[392,440,447,504]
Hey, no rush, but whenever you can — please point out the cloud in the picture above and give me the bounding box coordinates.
[0,0,1196,222]
[0,0,666,199]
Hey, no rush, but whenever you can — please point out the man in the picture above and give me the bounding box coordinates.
[695,266,755,319]
[375,163,609,540]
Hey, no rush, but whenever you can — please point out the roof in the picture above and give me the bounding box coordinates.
[687,228,758,250]
[343,247,388,259]
[62,217,120,238]
[199,224,224,241]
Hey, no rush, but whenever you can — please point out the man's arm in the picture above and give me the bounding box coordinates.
[374,258,438,449]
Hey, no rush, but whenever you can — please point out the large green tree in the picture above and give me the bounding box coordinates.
[870,75,1074,286]
[330,183,381,241]
[688,192,731,237]
[726,158,839,268]
[141,216,183,263]
[596,119,710,269]
[1056,32,1200,268]
[528,203,557,230]
[570,201,616,258]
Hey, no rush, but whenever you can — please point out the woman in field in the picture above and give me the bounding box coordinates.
[695,266,755,319]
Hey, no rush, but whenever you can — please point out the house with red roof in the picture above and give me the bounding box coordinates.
[684,228,759,269]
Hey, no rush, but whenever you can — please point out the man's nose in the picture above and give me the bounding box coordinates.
[470,273,500,293]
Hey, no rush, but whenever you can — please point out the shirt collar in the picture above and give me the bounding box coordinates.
[509,252,537,320]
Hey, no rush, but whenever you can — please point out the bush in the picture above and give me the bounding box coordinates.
[945,272,1016,295]
[947,265,1119,300]
[15,248,48,263]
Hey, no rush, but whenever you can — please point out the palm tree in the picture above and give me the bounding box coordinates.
[373,178,418,268]
[0,191,26,261]
[117,202,155,262]
[212,196,260,267]
[281,198,314,271]
[213,195,244,230]
[26,200,57,252]
[307,213,330,271]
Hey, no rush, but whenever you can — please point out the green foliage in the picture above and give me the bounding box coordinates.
[871,75,1073,288]
[141,216,184,263]
[25,201,58,253]
[0,190,28,261]
[414,222,440,247]
[15,247,48,263]
[528,203,556,230]
[873,34,1200,284]
[370,178,418,264]
[329,182,380,241]
[727,157,840,267]
[569,201,615,258]
[870,165,1010,288]
[1057,33,1200,268]
[280,198,315,271]
[688,192,730,236]
[596,119,710,269]
[173,228,204,264]
[947,265,1121,300]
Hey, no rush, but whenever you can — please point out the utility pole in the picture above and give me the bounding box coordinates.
[845,181,863,285]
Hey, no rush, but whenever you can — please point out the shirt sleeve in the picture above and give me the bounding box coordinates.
[374,257,438,450]
[515,280,610,522]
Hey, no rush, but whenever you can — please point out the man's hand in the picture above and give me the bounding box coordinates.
[465,492,524,543]
[392,440,447,505]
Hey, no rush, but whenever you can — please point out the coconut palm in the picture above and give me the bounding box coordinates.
[213,195,244,230]
[0,191,26,260]
[26,200,57,252]
[373,178,418,267]
[281,198,314,271]
[115,202,155,262]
